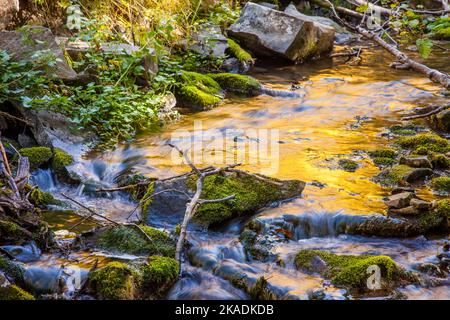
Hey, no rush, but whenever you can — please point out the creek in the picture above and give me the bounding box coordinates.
[18,46,450,300]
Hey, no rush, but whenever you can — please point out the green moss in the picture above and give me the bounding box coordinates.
[0,256,25,283]
[430,153,450,169]
[188,172,302,226]
[28,187,60,207]
[373,157,396,166]
[181,71,222,95]
[396,133,450,154]
[139,182,154,222]
[227,39,254,64]
[389,124,423,136]
[51,148,74,177]
[98,225,175,257]
[140,256,179,293]
[295,250,403,290]
[430,177,450,193]
[338,159,358,172]
[89,262,137,300]
[369,148,397,159]
[208,73,261,96]
[0,285,35,300]
[116,173,150,201]
[177,85,222,110]
[18,147,52,170]
[433,199,450,219]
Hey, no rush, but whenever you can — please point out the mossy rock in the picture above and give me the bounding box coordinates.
[368,148,397,159]
[51,148,74,179]
[0,220,32,243]
[434,109,450,132]
[396,133,450,154]
[373,157,396,167]
[348,202,449,237]
[28,186,61,207]
[429,153,450,169]
[430,177,450,193]
[338,159,358,172]
[140,256,179,297]
[98,225,175,257]
[176,71,223,111]
[0,285,35,300]
[188,172,304,226]
[18,147,52,170]
[378,165,414,186]
[239,229,272,261]
[0,256,25,283]
[226,39,254,64]
[208,73,262,96]
[389,124,423,136]
[89,262,138,300]
[295,250,409,292]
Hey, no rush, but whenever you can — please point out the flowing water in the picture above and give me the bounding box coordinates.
[23,45,450,299]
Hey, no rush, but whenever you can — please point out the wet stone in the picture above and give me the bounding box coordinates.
[405,168,433,183]
[410,198,432,211]
[399,156,432,169]
[384,192,414,209]
[389,205,420,216]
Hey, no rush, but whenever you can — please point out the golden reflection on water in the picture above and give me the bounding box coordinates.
[132,48,448,216]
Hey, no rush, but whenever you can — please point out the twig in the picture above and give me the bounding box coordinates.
[402,105,449,120]
[0,111,32,126]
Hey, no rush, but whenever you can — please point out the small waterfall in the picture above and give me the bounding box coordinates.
[31,169,57,192]
[259,212,370,240]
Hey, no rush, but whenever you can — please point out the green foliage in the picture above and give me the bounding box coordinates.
[140,256,179,290]
[426,16,450,39]
[208,73,261,96]
[89,262,137,300]
[295,250,403,289]
[430,153,450,169]
[29,187,59,207]
[98,225,175,257]
[0,285,35,300]
[383,165,414,185]
[416,38,433,59]
[18,147,53,170]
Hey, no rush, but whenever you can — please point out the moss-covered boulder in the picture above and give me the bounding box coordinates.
[295,250,411,293]
[188,172,305,226]
[89,262,138,300]
[0,285,35,300]
[434,109,450,132]
[91,225,175,257]
[430,177,450,194]
[429,153,450,169]
[0,256,25,284]
[348,200,449,237]
[376,165,432,186]
[18,147,52,171]
[208,73,261,96]
[27,186,62,208]
[0,220,32,244]
[140,256,179,298]
[176,71,223,111]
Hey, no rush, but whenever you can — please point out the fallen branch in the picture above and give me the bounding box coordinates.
[402,104,450,120]
[318,0,450,89]
[0,111,32,126]
[170,146,237,273]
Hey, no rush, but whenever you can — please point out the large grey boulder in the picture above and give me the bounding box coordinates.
[284,4,353,45]
[228,2,334,63]
[0,26,95,85]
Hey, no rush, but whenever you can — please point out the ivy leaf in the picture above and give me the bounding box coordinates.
[356,4,369,13]
[416,39,433,59]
